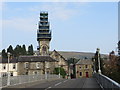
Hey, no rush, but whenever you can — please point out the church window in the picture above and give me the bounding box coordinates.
[42,46,47,51]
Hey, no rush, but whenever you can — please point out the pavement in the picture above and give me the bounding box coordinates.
[2,77,101,90]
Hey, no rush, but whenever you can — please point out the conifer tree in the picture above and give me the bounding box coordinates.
[22,44,27,55]
[28,44,34,55]
[2,49,7,58]
[7,45,14,55]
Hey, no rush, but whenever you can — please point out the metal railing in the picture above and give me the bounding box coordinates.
[0,74,59,88]
[93,73,120,89]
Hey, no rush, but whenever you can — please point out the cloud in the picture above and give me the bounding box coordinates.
[2,18,37,32]
[29,3,78,21]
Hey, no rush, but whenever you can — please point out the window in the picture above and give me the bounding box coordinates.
[3,65,6,70]
[80,72,82,76]
[26,72,28,75]
[36,63,40,68]
[33,71,37,75]
[13,64,16,69]
[10,73,13,76]
[24,63,29,69]
[85,65,88,68]
[34,72,37,74]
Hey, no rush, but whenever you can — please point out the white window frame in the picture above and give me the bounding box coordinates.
[36,63,40,68]
[2,64,6,70]
[24,62,29,69]
[13,64,16,69]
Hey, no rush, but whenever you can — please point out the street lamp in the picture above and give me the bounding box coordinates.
[58,61,61,78]
[93,59,96,73]
[7,52,10,86]
[45,61,47,79]
[97,48,101,74]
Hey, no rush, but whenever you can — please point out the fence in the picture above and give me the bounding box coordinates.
[0,74,59,88]
[93,73,120,89]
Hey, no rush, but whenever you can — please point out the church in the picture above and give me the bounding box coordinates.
[0,12,68,77]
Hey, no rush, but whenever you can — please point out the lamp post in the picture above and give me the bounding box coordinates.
[93,59,96,73]
[7,52,10,86]
[45,61,47,79]
[97,48,101,74]
[58,61,61,78]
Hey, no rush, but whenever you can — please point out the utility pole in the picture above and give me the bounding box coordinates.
[7,52,10,86]
[59,61,61,78]
[93,58,96,73]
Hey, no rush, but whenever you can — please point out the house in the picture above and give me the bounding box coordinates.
[0,57,18,77]
[50,50,68,74]
[17,55,57,75]
[76,59,93,78]
[0,56,57,77]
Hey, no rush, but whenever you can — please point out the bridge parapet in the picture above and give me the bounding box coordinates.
[0,74,59,88]
[93,73,120,89]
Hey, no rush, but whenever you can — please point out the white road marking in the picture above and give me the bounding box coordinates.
[45,86,52,90]
[63,80,68,82]
[54,82,62,86]
[48,87,52,88]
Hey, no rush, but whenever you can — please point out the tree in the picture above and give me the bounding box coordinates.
[22,44,27,55]
[28,44,34,55]
[118,41,120,56]
[103,51,120,83]
[2,49,7,58]
[67,58,79,78]
[53,67,66,78]
[14,45,22,57]
[7,45,14,55]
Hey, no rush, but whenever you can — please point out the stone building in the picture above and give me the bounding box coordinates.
[0,56,57,77]
[0,12,68,77]
[17,56,57,75]
[37,11,51,56]
[50,50,68,73]
[0,58,18,77]
[76,59,93,78]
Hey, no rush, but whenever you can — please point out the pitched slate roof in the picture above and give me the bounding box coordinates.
[0,56,57,63]
[50,50,67,61]
[0,57,18,63]
[18,55,57,62]
[76,59,93,65]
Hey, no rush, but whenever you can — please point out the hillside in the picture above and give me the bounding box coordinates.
[34,51,108,60]
[57,51,108,60]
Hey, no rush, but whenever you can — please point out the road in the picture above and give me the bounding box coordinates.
[26,77,101,89]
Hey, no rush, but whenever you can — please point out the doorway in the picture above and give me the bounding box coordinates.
[86,72,89,78]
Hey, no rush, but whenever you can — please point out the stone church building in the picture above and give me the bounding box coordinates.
[0,12,68,77]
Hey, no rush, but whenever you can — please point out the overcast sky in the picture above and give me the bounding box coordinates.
[1,2,118,54]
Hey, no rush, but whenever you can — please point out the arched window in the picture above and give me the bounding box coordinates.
[42,46,47,51]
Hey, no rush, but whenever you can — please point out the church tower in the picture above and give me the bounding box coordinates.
[37,12,51,56]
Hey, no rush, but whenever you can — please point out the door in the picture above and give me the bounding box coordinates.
[86,72,89,78]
